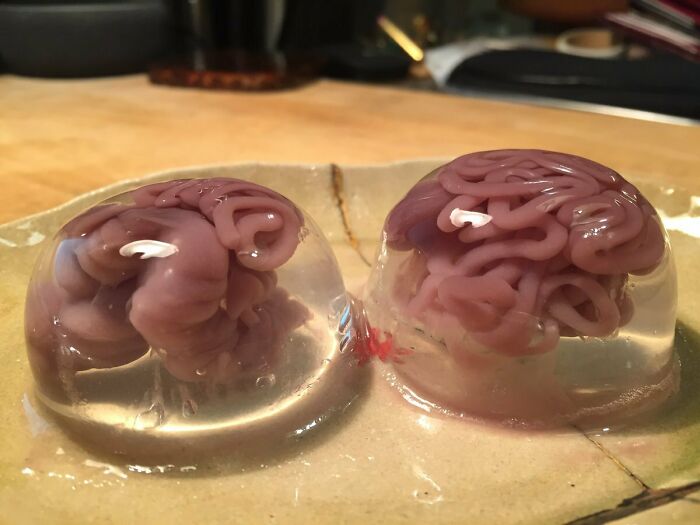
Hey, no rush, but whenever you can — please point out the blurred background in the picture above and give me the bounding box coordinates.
[0,0,698,120]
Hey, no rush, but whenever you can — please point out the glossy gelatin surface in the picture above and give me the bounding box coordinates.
[366,150,678,428]
[25,178,363,457]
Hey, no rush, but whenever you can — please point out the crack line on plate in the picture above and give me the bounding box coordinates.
[574,427,649,491]
[563,480,700,525]
[330,163,371,267]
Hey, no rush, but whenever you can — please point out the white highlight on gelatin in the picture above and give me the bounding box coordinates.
[22,393,49,436]
[449,208,493,228]
[0,238,17,247]
[26,231,46,246]
[411,465,445,505]
[0,227,45,247]
[658,195,700,240]
[416,414,437,434]
[83,459,129,479]
[119,240,179,259]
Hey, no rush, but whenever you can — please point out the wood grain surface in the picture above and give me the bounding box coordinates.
[2,74,700,525]
[1,74,699,224]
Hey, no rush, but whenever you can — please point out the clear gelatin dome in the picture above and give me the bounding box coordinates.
[25,178,364,458]
[365,150,678,429]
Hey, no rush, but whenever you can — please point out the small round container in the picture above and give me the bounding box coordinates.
[365,149,678,429]
[555,28,623,59]
[25,178,365,458]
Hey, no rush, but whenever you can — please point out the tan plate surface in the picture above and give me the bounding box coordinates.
[1,161,699,525]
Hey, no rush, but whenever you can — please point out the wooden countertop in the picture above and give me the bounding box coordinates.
[0,74,698,223]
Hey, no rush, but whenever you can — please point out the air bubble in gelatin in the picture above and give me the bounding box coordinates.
[255,374,277,389]
[181,398,198,418]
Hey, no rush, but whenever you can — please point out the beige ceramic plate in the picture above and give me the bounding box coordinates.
[1,161,699,525]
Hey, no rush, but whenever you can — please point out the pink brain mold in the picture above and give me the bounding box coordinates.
[366,150,679,428]
[25,178,365,457]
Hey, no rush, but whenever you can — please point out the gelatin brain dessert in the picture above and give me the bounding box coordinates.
[366,149,678,427]
[25,178,363,456]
